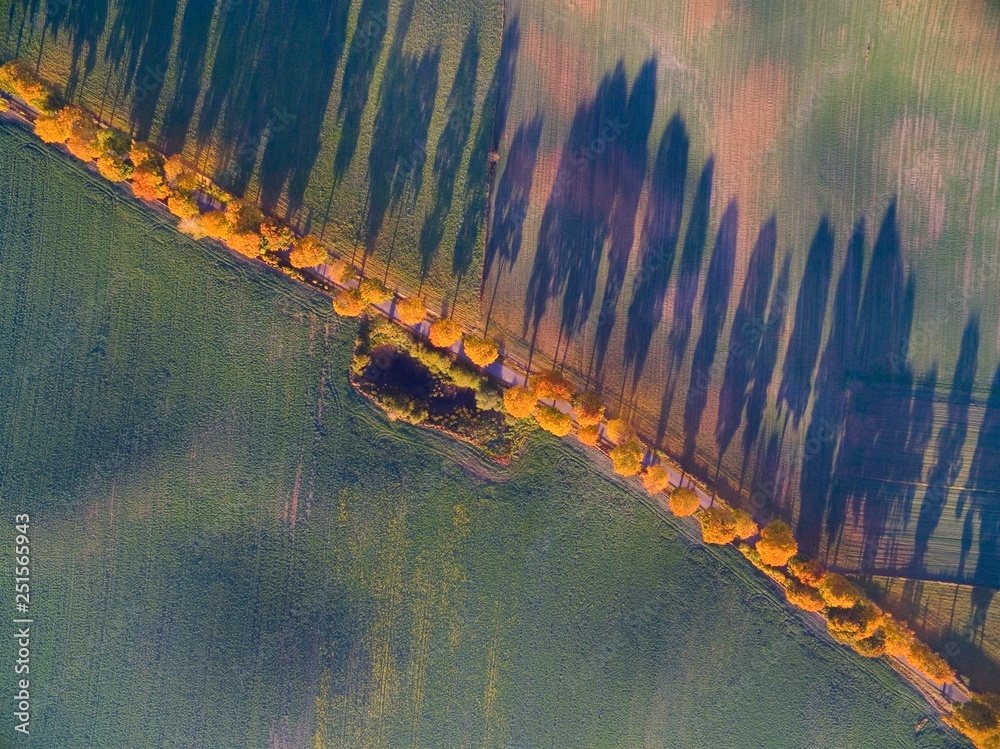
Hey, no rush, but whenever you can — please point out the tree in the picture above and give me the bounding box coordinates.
[604,418,632,443]
[610,437,644,476]
[642,464,670,494]
[394,296,426,326]
[535,405,572,437]
[946,695,1000,747]
[668,487,700,517]
[289,235,326,268]
[259,218,293,253]
[62,108,99,161]
[333,288,365,317]
[167,192,200,220]
[906,641,954,683]
[881,617,916,659]
[531,370,574,401]
[503,385,537,419]
[201,210,231,239]
[756,521,798,566]
[577,424,600,446]
[131,165,170,201]
[227,231,263,257]
[163,154,190,185]
[698,506,737,544]
[0,60,59,113]
[851,633,887,659]
[359,278,392,305]
[428,318,462,348]
[97,156,133,182]
[732,509,759,540]
[572,391,605,427]
[34,114,69,144]
[787,556,825,586]
[784,580,826,612]
[225,199,263,235]
[129,141,161,169]
[826,600,883,643]
[818,572,860,608]
[463,336,499,367]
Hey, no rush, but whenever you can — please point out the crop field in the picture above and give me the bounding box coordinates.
[0,0,503,323]
[482,0,1000,592]
[0,123,972,747]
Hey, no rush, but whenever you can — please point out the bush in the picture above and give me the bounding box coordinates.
[463,335,499,367]
[167,192,200,220]
[531,370,574,401]
[732,509,759,540]
[447,364,485,391]
[259,218,293,253]
[0,60,59,113]
[610,438,644,476]
[394,295,425,326]
[642,464,670,495]
[756,521,798,567]
[201,209,231,239]
[604,417,632,443]
[359,278,392,305]
[818,572,860,608]
[787,556,825,586]
[428,318,462,348]
[333,288,365,317]
[668,487,701,517]
[503,386,537,419]
[177,216,207,239]
[698,506,737,544]
[411,346,452,378]
[535,405,572,437]
[577,424,600,446]
[474,384,505,413]
[382,392,428,424]
[784,580,826,612]
[572,391,605,427]
[289,235,327,268]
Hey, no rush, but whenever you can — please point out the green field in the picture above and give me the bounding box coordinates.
[1,0,502,324]
[0,123,972,747]
[481,0,1000,591]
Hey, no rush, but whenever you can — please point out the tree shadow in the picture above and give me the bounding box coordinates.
[161,0,217,153]
[332,0,391,183]
[795,218,865,555]
[43,0,109,99]
[257,0,351,216]
[622,112,688,392]
[777,215,834,428]
[587,58,657,384]
[681,197,738,463]
[910,318,979,572]
[416,21,480,281]
[483,114,542,329]
[956,364,1000,587]
[654,157,714,445]
[715,214,777,459]
[451,14,520,288]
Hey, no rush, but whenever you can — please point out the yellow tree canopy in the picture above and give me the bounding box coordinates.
[531,370,574,401]
[572,391,605,427]
[289,235,327,268]
[756,521,798,566]
[503,386,537,419]
[732,509,759,540]
[817,572,860,609]
[642,464,670,495]
[428,318,462,348]
[668,487,700,517]
[394,295,426,326]
[463,336,499,368]
[333,288,365,317]
[576,424,600,446]
[535,405,572,437]
[698,506,737,545]
[604,417,633,443]
[359,278,392,305]
[610,438,644,476]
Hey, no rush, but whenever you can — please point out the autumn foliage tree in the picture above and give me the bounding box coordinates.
[289,235,326,268]
[698,506,738,545]
[531,370,574,402]
[201,210,231,239]
[0,60,60,113]
[503,385,537,419]
[359,278,392,305]
[946,694,1000,747]
[428,318,462,348]
[167,193,200,220]
[668,487,700,517]
[534,405,572,437]
[732,509,759,540]
[784,580,826,612]
[463,336,499,367]
[333,288,365,317]
[577,424,600,446]
[610,437,644,476]
[604,418,632,443]
[572,391,605,427]
[642,464,669,495]
[755,521,798,567]
[394,296,425,326]
[259,217,293,253]
[787,556,825,587]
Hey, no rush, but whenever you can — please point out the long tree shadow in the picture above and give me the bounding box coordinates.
[910,318,979,572]
[654,157,714,445]
[43,0,109,98]
[681,198,738,464]
[416,22,480,281]
[795,218,865,555]
[483,114,542,329]
[957,364,1000,587]
[741,252,791,476]
[451,15,519,294]
[332,0,391,183]
[715,214,777,460]
[622,112,689,393]
[160,0,217,153]
[257,0,351,216]
[777,215,834,428]
[587,58,657,384]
